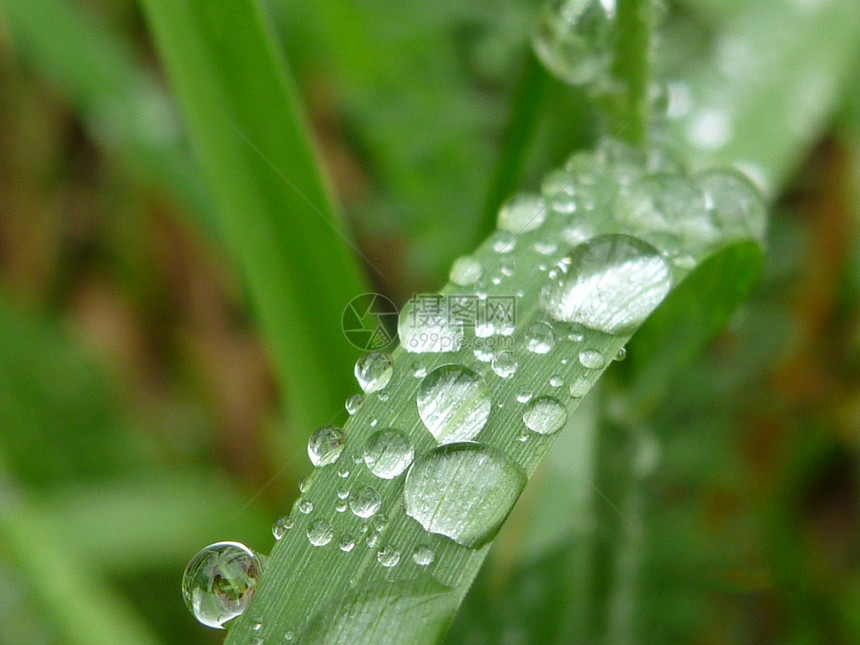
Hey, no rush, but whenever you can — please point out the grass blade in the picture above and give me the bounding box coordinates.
[139,0,370,431]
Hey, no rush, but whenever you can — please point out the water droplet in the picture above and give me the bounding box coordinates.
[298,499,314,514]
[377,546,401,567]
[272,516,292,540]
[345,394,364,415]
[693,167,767,241]
[363,428,414,479]
[336,499,348,512]
[492,231,517,254]
[404,442,527,548]
[543,234,672,334]
[366,532,379,548]
[450,255,483,285]
[570,377,590,397]
[377,389,390,402]
[534,235,559,256]
[337,467,350,478]
[522,396,568,435]
[398,294,464,353]
[614,347,627,361]
[533,0,613,85]
[307,520,334,547]
[516,391,533,404]
[371,513,388,532]
[298,477,309,493]
[412,545,435,566]
[182,542,264,629]
[549,375,564,387]
[579,349,605,369]
[284,631,294,641]
[337,486,349,499]
[497,193,547,233]
[339,537,355,552]
[354,351,394,393]
[518,433,529,442]
[411,360,427,378]
[492,350,518,378]
[475,321,495,338]
[349,486,382,518]
[252,621,263,631]
[685,108,733,150]
[417,365,492,444]
[567,322,586,342]
[473,346,494,362]
[525,322,556,354]
[308,425,345,467]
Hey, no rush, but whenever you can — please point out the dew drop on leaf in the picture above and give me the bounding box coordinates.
[543,234,672,334]
[497,193,547,233]
[491,350,518,378]
[522,396,568,435]
[308,425,345,467]
[579,349,605,369]
[413,546,435,566]
[363,428,414,479]
[182,541,265,629]
[449,255,483,286]
[272,516,292,540]
[345,394,364,415]
[693,167,767,241]
[349,485,382,519]
[377,546,401,567]
[403,442,527,548]
[525,321,556,354]
[354,351,394,393]
[306,520,334,547]
[417,365,492,444]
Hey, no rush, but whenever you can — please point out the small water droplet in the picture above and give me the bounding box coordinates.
[307,520,334,547]
[337,486,349,499]
[398,294,464,353]
[377,546,401,567]
[523,396,568,435]
[579,349,605,369]
[366,532,379,548]
[417,365,492,444]
[570,377,590,397]
[403,442,527,547]
[349,486,382,518]
[534,235,558,255]
[337,467,350,478]
[693,167,767,241]
[335,500,347,512]
[497,193,547,233]
[525,321,556,354]
[284,631,294,641]
[491,350,518,378]
[473,345,494,362]
[516,391,533,404]
[614,347,627,361]
[450,255,483,285]
[413,545,435,566]
[298,499,314,514]
[364,428,414,479]
[377,389,390,402]
[533,0,613,85]
[354,351,394,393]
[370,513,388,533]
[543,234,672,334]
[345,394,364,415]
[492,231,517,254]
[252,621,263,631]
[339,537,356,552]
[411,360,427,378]
[182,542,264,629]
[518,433,529,442]
[298,477,309,493]
[568,322,586,342]
[308,425,345,467]
[272,516,292,540]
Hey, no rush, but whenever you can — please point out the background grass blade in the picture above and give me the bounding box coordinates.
[139,0,369,432]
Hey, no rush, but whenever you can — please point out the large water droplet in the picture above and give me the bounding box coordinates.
[363,428,414,479]
[417,365,492,444]
[349,486,382,519]
[533,0,613,86]
[693,167,767,241]
[354,352,394,393]
[579,348,605,369]
[450,255,483,286]
[308,425,345,467]
[497,193,547,233]
[182,542,265,629]
[543,234,672,334]
[403,442,527,548]
[398,294,464,353]
[522,396,568,435]
[307,520,334,547]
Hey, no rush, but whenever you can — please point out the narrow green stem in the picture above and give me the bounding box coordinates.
[608,0,652,147]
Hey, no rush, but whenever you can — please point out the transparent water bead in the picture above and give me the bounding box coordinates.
[377,546,401,567]
[403,442,527,548]
[497,193,547,233]
[614,175,717,250]
[354,351,394,393]
[345,394,364,415]
[533,0,614,86]
[450,255,483,286]
[272,516,293,540]
[398,294,463,353]
[525,321,556,354]
[348,486,382,518]
[413,546,435,566]
[307,520,334,547]
[417,365,492,444]
[308,425,345,467]
[491,350,518,378]
[693,167,767,242]
[182,541,265,629]
[541,169,577,214]
[543,234,672,334]
[579,349,605,369]
[570,377,590,397]
[363,428,414,479]
[522,396,568,435]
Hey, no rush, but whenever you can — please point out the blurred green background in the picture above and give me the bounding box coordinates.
[0,0,859,643]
